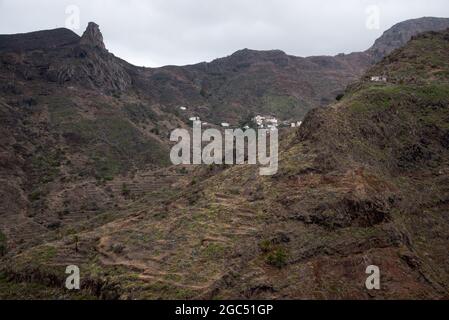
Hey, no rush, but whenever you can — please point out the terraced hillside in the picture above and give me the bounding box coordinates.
[2,29,449,299]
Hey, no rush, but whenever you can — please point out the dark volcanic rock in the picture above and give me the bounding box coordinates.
[0,28,79,53]
[367,17,449,61]
[80,22,106,50]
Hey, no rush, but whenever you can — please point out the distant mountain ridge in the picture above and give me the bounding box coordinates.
[367,17,449,60]
[1,17,448,124]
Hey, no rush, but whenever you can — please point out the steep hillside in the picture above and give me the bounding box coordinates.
[2,28,449,300]
[152,49,372,124]
[0,23,181,255]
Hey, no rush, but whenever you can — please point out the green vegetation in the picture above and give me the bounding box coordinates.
[44,94,170,182]
[123,103,159,124]
[201,243,226,259]
[259,239,289,269]
[0,231,7,256]
[261,94,307,119]
[29,190,43,202]
[121,183,131,197]
[32,246,57,263]
[92,154,120,182]
[31,150,64,184]
[61,115,169,180]
[0,272,97,300]
[347,84,449,123]
[266,248,289,269]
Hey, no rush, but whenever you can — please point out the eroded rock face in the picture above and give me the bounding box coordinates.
[80,22,106,50]
[367,17,449,61]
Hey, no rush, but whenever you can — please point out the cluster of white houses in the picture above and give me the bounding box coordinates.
[253,115,302,130]
[181,106,301,130]
[253,115,279,130]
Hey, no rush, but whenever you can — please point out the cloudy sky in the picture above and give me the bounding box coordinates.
[1,0,448,67]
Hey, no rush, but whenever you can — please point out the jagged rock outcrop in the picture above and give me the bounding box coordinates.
[80,22,106,50]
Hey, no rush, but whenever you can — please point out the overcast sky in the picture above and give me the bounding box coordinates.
[1,0,448,67]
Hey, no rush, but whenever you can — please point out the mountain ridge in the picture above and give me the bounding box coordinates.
[1,17,448,125]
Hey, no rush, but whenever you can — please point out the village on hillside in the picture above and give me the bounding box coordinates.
[180,107,302,130]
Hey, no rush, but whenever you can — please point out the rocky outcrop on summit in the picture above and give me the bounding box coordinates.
[0,23,131,92]
[80,22,106,50]
[367,17,449,61]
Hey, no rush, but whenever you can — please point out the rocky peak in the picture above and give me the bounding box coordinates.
[80,22,106,50]
[367,17,449,61]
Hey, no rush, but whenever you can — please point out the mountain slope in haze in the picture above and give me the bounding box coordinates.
[3,28,449,300]
[368,17,449,61]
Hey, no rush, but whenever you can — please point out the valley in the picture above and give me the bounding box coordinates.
[1,17,449,300]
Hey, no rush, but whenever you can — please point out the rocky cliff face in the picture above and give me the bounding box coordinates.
[80,22,106,50]
[0,23,132,92]
[367,17,449,61]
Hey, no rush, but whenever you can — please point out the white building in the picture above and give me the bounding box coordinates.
[371,76,387,82]
[189,116,200,121]
[221,123,230,128]
[180,106,187,111]
[253,115,279,129]
[253,115,265,127]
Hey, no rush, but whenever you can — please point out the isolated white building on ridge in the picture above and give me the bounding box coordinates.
[370,76,387,82]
